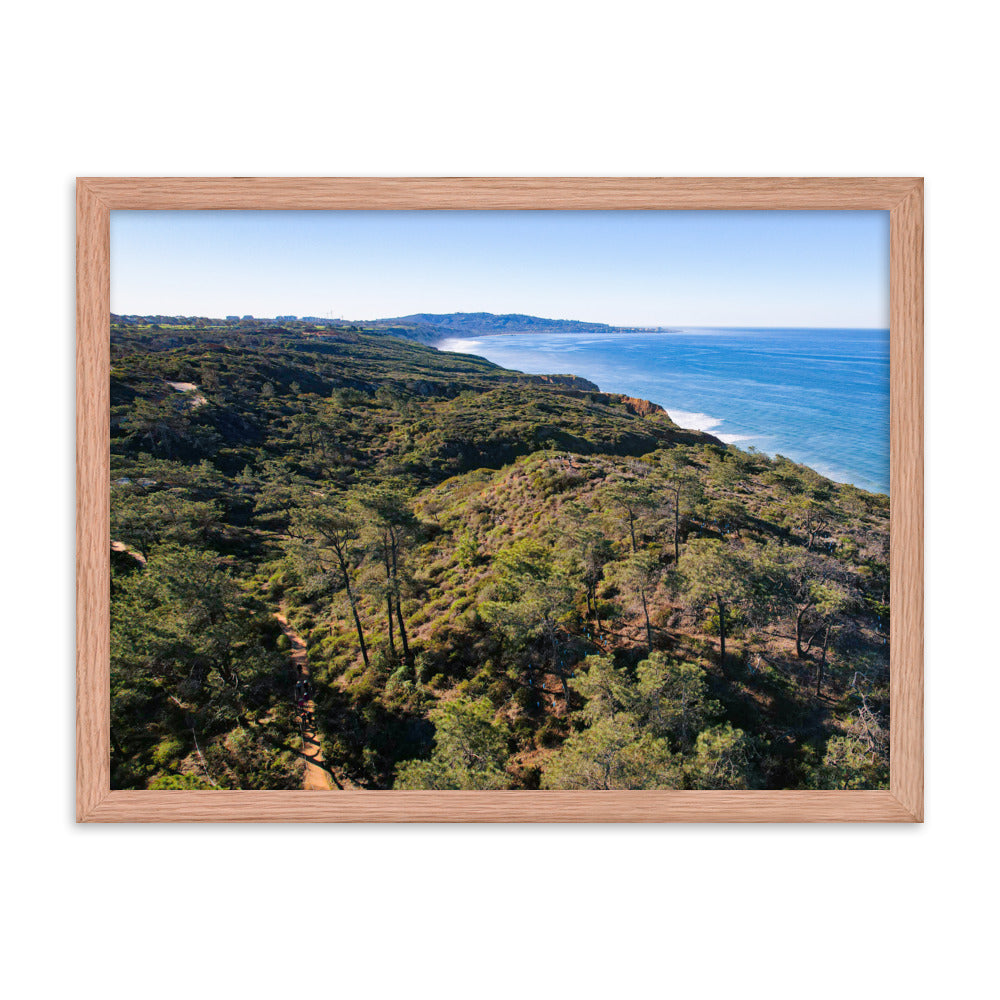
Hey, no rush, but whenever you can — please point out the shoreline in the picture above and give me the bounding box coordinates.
[434,331,890,498]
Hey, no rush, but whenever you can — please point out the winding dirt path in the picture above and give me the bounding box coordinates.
[274,612,334,790]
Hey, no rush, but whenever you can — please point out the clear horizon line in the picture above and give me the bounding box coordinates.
[111,311,888,332]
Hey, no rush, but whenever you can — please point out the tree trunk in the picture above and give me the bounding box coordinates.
[805,623,831,654]
[395,597,411,664]
[334,544,369,669]
[385,593,396,656]
[795,606,808,658]
[382,541,397,656]
[389,531,412,665]
[628,511,637,553]
[348,592,368,667]
[349,597,370,669]
[641,588,653,650]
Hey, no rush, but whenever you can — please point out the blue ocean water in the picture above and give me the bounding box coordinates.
[437,328,889,495]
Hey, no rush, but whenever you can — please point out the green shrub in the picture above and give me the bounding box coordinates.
[148,771,215,790]
[487,677,513,708]
[151,736,186,768]
[512,717,534,742]
[535,717,564,748]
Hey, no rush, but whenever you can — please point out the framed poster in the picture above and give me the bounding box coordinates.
[78,177,922,822]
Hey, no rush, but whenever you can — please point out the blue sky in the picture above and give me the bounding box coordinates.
[111,210,889,328]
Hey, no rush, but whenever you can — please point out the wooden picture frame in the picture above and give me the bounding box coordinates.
[78,177,923,822]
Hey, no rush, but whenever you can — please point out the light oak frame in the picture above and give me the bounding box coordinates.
[77,177,923,822]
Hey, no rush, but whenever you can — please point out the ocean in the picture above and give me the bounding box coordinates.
[437,328,889,496]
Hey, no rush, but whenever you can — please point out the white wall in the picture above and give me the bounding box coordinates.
[3,2,994,997]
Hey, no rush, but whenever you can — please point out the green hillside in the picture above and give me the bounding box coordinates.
[373,311,647,337]
[109,318,890,791]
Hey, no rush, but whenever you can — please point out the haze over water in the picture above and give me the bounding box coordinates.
[438,328,889,496]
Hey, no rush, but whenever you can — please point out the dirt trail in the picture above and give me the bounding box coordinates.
[111,540,146,565]
[274,612,335,790]
[167,380,208,407]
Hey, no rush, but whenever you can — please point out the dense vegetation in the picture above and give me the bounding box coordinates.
[110,316,890,791]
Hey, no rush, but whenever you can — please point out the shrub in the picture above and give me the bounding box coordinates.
[456,530,481,568]
[148,772,216,790]
[349,673,378,705]
[512,717,534,743]
[535,717,564,749]
[513,684,538,711]
[151,736,185,769]
[486,677,514,708]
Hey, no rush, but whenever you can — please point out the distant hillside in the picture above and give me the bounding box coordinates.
[375,312,643,338]
[110,311,660,344]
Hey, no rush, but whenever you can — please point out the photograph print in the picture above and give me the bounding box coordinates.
[109,207,890,792]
